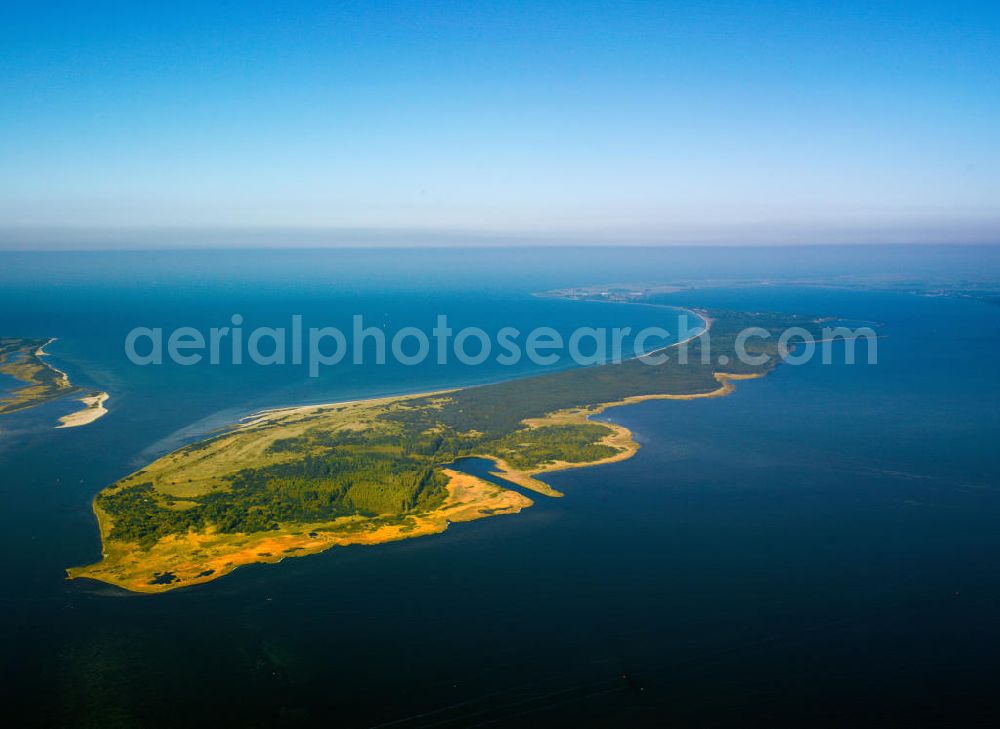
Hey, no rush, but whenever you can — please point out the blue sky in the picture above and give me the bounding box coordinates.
[1,0,998,246]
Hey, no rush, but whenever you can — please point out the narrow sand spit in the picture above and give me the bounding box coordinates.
[57,392,109,428]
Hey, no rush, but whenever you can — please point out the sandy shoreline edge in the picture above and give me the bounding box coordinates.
[33,338,110,429]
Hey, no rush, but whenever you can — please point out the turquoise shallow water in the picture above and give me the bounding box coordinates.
[0,247,999,726]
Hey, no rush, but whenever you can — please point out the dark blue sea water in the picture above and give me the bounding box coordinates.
[1,246,999,727]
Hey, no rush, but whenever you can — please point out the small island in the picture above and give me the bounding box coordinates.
[0,337,109,427]
[56,391,110,428]
[69,304,828,593]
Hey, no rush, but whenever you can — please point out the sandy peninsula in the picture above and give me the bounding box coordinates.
[68,303,826,594]
[57,391,110,428]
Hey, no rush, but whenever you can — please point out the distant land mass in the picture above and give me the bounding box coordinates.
[0,337,80,414]
[541,277,1000,307]
[69,297,831,593]
[0,337,109,428]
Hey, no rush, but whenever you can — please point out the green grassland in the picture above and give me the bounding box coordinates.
[0,337,81,415]
[70,306,830,592]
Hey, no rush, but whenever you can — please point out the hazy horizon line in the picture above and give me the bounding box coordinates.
[1,222,998,251]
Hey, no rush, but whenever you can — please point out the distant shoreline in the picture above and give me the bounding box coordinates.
[0,336,87,420]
